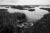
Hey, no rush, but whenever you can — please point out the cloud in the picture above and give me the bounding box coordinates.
[0,0,50,5]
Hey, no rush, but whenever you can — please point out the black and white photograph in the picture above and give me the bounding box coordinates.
[0,0,50,33]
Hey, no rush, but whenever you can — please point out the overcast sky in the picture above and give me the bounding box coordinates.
[0,0,50,5]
